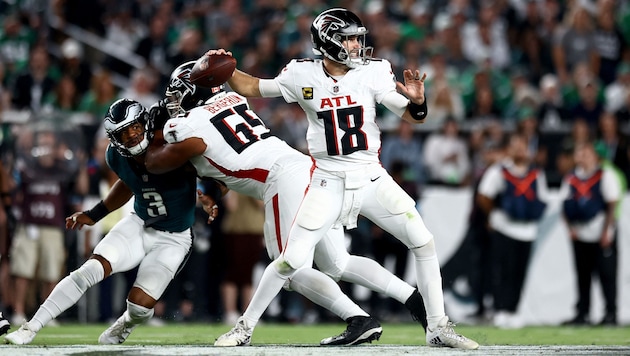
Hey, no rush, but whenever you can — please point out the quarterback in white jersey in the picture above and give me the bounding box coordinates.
[145,61,430,347]
[210,7,478,350]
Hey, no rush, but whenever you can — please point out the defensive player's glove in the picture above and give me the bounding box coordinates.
[148,99,170,133]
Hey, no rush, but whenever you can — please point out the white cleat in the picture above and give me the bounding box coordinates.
[426,316,479,350]
[5,323,37,345]
[214,316,253,346]
[98,314,137,344]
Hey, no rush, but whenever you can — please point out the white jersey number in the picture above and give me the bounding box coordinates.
[209,103,271,153]
[143,191,167,217]
[318,106,367,156]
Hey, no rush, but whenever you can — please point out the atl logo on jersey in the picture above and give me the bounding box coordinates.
[320,95,357,109]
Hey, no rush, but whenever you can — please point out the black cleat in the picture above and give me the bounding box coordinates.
[562,314,590,326]
[0,312,10,336]
[320,316,382,346]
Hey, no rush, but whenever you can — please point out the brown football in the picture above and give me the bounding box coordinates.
[189,54,237,88]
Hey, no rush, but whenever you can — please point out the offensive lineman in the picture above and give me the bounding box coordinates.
[4,99,216,345]
[144,61,429,346]
[208,8,478,349]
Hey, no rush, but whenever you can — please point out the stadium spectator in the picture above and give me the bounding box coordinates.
[52,0,106,36]
[462,65,510,121]
[0,159,14,316]
[596,111,630,183]
[41,75,80,115]
[0,60,11,112]
[557,118,593,180]
[559,141,623,326]
[503,67,541,121]
[429,11,468,71]
[613,86,630,125]
[604,62,630,114]
[592,6,627,86]
[477,133,549,329]
[461,1,511,70]
[380,119,426,189]
[118,67,160,110]
[10,46,58,113]
[424,47,465,124]
[423,118,471,186]
[0,13,37,83]
[134,14,172,80]
[9,126,88,326]
[167,27,205,71]
[511,0,554,82]
[103,6,147,77]
[219,191,264,326]
[77,70,119,154]
[537,73,569,129]
[58,38,92,95]
[516,106,548,169]
[552,4,597,85]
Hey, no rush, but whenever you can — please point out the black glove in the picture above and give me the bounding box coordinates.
[148,99,170,132]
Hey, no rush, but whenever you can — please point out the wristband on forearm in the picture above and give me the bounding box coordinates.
[83,200,110,223]
[407,100,428,122]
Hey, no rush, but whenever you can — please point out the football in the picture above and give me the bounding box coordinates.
[189,54,237,88]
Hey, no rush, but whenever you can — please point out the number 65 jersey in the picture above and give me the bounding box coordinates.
[273,58,397,172]
[162,91,305,201]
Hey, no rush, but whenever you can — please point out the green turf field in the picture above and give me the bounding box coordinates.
[12,322,629,346]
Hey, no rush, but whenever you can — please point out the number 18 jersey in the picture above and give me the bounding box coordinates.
[273,58,397,171]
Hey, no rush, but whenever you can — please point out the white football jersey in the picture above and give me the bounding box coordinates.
[163,92,304,200]
[274,58,397,171]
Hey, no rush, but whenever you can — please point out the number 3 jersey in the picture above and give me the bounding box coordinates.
[273,58,397,172]
[105,146,197,232]
[162,91,306,201]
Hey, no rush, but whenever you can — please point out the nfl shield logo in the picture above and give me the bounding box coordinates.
[142,175,148,182]
[333,86,339,93]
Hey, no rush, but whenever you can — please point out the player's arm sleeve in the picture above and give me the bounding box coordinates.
[266,60,300,103]
[258,79,282,98]
[163,119,196,144]
[381,91,409,118]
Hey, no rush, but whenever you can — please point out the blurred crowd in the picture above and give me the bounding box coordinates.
[0,0,629,327]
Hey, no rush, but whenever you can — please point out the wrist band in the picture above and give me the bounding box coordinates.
[407,100,428,122]
[83,200,110,223]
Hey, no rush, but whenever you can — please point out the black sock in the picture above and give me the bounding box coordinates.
[405,289,427,332]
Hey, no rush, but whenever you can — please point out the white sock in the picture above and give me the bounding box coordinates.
[290,267,369,321]
[411,240,445,330]
[30,259,104,331]
[342,255,415,303]
[242,259,291,327]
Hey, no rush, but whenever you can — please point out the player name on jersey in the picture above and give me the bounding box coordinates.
[203,94,245,114]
